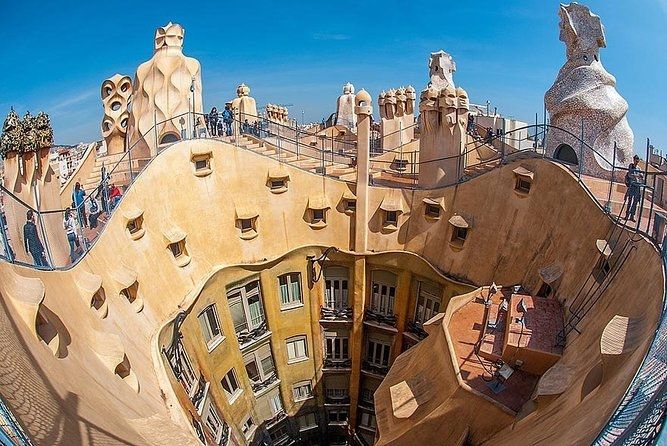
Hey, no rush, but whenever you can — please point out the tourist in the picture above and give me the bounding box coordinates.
[23,210,47,267]
[88,198,102,229]
[72,182,87,228]
[63,208,79,262]
[466,114,476,135]
[222,105,234,136]
[109,184,122,209]
[242,119,251,134]
[485,127,494,144]
[209,107,219,136]
[624,155,643,222]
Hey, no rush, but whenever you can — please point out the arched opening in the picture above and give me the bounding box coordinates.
[554,144,578,165]
[160,133,180,145]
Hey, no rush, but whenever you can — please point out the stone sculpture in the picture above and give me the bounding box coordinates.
[379,86,416,150]
[428,50,456,90]
[231,83,258,125]
[0,110,22,158]
[418,52,469,188]
[335,82,357,130]
[34,112,54,151]
[20,112,38,154]
[101,74,132,155]
[127,22,203,157]
[545,3,634,176]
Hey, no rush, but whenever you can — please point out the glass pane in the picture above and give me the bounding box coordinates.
[229,301,247,333]
[288,341,296,359]
[261,355,275,375]
[342,338,349,358]
[245,361,260,382]
[207,307,219,336]
[291,279,301,302]
[198,313,211,343]
[248,296,264,327]
[279,283,289,305]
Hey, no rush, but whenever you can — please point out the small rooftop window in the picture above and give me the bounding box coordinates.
[235,204,259,240]
[513,166,534,195]
[163,227,191,267]
[308,195,331,228]
[449,214,470,249]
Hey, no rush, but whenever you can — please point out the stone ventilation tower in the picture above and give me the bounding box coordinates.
[127,22,203,157]
[101,74,132,155]
[335,82,357,130]
[231,83,258,124]
[545,3,634,177]
[378,85,416,150]
[418,50,469,188]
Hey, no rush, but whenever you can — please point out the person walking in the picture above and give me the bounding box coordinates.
[209,107,219,137]
[624,154,644,222]
[23,210,47,267]
[222,104,234,136]
[72,182,87,228]
[63,208,78,262]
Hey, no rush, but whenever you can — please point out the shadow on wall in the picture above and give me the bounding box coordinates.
[0,292,137,445]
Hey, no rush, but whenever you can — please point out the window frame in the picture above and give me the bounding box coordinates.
[243,344,276,387]
[366,338,392,368]
[384,210,398,225]
[198,304,225,352]
[227,280,266,336]
[278,272,303,309]
[220,368,242,403]
[414,281,442,326]
[328,408,349,425]
[202,397,226,445]
[370,271,397,316]
[324,267,349,310]
[297,412,318,431]
[325,332,349,361]
[292,380,313,402]
[286,336,309,364]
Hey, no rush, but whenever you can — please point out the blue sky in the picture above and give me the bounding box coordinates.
[1,1,666,152]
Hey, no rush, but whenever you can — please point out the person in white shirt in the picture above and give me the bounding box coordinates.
[63,208,78,262]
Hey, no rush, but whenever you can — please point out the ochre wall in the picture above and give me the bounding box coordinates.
[0,139,661,445]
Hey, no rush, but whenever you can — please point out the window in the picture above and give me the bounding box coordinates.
[359,411,376,429]
[227,280,266,337]
[452,227,468,242]
[594,257,612,282]
[516,177,531,193]
[325,375,349,402]
[279,273,303,308]
[313,208,325,223]
[536,282,552,297]
[345,199,356,212]
[169,241,185,258]
[203,400,227,445]
[297,412,317,431]
[324,267,349,310]
[385,210,398,225]
[325,333,349,361]
[366,338,392,368]
[242,417,255,439]
[286,336,308,363]
[425,204,440,218]
[221,369,241,401]
[243,344,276,388]
[370,270,397,316]
[167,341,197,395]
[269,393,284,416]
[360,387,374,405]
[195,159,209,171]
[269,423,289,442]
[198,304,224,351]
[127,216,143,235]
[326,387,349,400]
[270,179,286,190]
[414,281,442,325]
[240,218,253,231]
[293,381,313,401]
[328,409,348,425]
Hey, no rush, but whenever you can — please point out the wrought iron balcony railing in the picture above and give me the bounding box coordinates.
[364,309,397,328]
[406,319,428,340]
[250,372,279,394]
[361,360,389,376]
[236,320,269,348]
[320,306,354,321]
[323,358,352,369]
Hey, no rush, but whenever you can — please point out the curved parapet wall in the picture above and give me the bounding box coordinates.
[0,137,662,445]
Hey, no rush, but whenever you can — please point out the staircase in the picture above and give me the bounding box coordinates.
[234,134,357,180]
[83,152,151,194]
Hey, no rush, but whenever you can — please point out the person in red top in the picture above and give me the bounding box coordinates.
[109,184,122,210]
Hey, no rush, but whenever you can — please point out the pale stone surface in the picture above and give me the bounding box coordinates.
[418,51,469,188]
[101,74,132,155]
[428,50,456,90]
[378,86,415,150]
[335,82,357,130]
[230,83,258,124]
[545,3,634,177]
[128,22,203,157]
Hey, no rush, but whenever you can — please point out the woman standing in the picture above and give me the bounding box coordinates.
[209,107,219,136]
[63,208,78,262]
